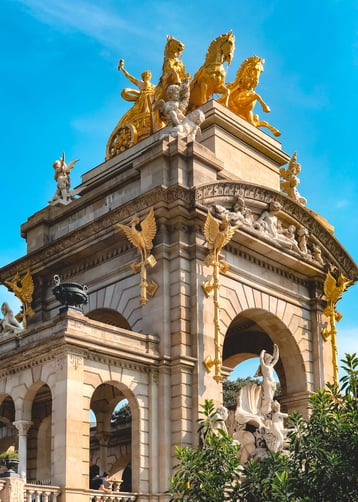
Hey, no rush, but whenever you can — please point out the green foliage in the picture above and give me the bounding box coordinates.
[168,355,358,502]
[167,400,242,501]
[239,353,358,502]
[0,450,19,460]
[111,403,131,425]
[239,451,308,502]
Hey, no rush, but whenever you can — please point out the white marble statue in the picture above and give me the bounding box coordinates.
[266,400,288,452]
[0,302,23,336]
[154,78,204,142]
[212,406,229,435]
[254,201,281,237]
[166,109,205,141]
[232,344,289,461]
[213,196,253,227]
[280,152,307,206]
[153,79,190,128]
[49,152,79,205]
[255,344,280,415]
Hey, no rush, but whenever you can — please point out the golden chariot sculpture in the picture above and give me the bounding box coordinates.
[106,30,281,158]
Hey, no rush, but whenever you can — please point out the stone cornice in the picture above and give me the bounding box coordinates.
[0,311,161,378]
[0,185,195,282]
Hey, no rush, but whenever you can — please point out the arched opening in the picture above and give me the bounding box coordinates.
[223,308,307,411]
[27,384,52,483]
[0,395,17,472]
[86,308,131,330]
[90,383,134,492]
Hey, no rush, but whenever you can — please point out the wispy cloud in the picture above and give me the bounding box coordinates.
[15,0,151,49]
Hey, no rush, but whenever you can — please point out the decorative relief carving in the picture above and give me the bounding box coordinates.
[195,182,357,279]
[69,353,84,369]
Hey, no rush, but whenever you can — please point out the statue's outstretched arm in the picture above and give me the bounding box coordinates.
[118,59,139,87]
[272,344,279,365]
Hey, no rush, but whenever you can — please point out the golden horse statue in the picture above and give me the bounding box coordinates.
[153,35,190,130]
[220,55,280,136]
[189,31,235,111]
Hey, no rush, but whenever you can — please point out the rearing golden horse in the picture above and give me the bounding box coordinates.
[155,35,188,99]
[153,35,190,130]
[189,31,235,111]
[220,55,281,137]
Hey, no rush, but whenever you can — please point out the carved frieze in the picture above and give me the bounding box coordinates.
[195,182,357,280]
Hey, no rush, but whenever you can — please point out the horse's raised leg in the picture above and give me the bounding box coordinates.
[200,80,208,106]
[255,93,271,113]
[216,84,231,107]
[254,119,281,137]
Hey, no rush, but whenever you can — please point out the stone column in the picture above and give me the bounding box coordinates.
[13,420,33,480]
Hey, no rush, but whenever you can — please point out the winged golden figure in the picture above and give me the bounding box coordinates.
[323,267,353,318]
[4,270,35,325]
[203,211,238,266]
[117,207,157,264]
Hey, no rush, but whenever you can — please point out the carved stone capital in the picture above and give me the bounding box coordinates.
[13,420,33,435]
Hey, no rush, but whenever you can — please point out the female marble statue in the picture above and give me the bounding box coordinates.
[0,302,23,336]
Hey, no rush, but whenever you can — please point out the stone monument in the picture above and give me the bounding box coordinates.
[0,30,356,502]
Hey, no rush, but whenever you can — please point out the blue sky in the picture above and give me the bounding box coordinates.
[0,0,357,379]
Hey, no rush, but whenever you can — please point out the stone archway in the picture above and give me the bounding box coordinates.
[25,384,52,483]
[86,308,131,330]
[90,382,135,491]
[223,308,308,414]
[0,395,17,457]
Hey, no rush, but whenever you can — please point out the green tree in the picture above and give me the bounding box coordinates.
[240,353,358,502]
[111,403,131,425]
[168,355,358,502]
[167,400,242,501]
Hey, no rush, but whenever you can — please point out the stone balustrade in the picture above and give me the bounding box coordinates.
[90,493,136,501]
[24,483,61,501]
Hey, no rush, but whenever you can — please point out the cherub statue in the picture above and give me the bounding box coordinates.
[163,109,205,142]
[153,79,190,128]
[0,302,23,336]
[49,152,79,205]
[266,400,288,452]
[280,152,307,205]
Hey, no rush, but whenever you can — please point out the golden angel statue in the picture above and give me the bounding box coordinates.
[202,210,239,382]
[117,208,158,304]
[117,207,157,265]
[4,270,35,328]
[203,211,238,267]
[321,265,354,385]
[322,267,353,321]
